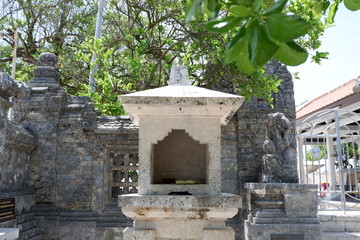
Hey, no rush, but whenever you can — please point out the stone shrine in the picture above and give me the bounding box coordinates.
[1,53,322,240]
[243,113,321,240]
[118,65,244,239]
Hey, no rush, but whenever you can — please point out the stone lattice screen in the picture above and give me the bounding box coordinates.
[110,152,139,199]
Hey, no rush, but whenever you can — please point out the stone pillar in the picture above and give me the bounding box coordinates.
[23,52,66,203]
[118,65,244,239]
[121,195,240,240]
[244,183,321,240]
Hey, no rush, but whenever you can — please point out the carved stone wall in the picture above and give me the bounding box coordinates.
[0,71,36,193]
[0,54,296,240]
[0,70,39,240]
[237,60,296,189]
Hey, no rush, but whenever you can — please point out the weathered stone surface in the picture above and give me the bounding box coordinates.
[203,227,235,240]
[119,65,245,240]
[0,228,19,240]
[238,60,296,190]
[123,228,155,240]
[28,52,60,89]
[123,208,237,239]
[262,112,298,183]
[119,194,242,209]
[95,227,125,240]
[244,183,320,240]
[0,56,299,240]
[168,65,191,86]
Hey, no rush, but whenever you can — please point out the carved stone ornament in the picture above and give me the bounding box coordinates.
[38,52,57,67]
[261,112,298,183]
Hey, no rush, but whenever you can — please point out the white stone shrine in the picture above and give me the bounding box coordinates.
[118,65,244,240]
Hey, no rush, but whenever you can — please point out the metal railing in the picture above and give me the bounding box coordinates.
[297,109,360,212]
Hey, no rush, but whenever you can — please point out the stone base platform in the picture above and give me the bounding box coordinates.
[244,183,321,240]
[119,194,241,240]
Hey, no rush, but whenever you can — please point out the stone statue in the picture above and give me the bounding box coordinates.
[261,112,298,183]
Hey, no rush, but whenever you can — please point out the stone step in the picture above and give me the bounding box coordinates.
[253,217,319,224]
[17,212,35,224]
[319,212,360,232]
[26,234,42,240]
[18,227,40,240]
[321,232,360,240]
[96,221,130,228]
[19,219,38,234]
[16,212,40,240]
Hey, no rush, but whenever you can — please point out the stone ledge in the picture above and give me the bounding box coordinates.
[4,121,36,151]
[245,183,318,190]
[119,193,242,209]
[122,207,239,220]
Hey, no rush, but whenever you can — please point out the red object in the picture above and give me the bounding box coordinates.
[320,183,329,197]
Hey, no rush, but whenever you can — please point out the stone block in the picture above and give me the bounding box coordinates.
[95,227,125,240]
[0,228,19,240]
[15,194,35,213]
[203,227,235,240]
[123,228,155,240]
[284,190,318,217]
[56,222,96,240]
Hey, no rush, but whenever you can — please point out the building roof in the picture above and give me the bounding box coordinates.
[296,78,360,120]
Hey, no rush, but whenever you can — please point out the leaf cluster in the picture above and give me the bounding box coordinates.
[186,0,360,72]
[1,0,288,115]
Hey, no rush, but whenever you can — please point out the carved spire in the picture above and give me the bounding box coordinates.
[168,65,191,86]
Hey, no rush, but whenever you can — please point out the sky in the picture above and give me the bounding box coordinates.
[288,4,360,106]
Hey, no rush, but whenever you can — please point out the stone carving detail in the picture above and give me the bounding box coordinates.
[69,180,92,208]
[34,170,56,202]
[28,52,60,89]
[110,152,138,199]
[261,112,297,183]
[81,102,97,129]
[0,70,28,120]
[38,52,57,67]
[168,65,190,86]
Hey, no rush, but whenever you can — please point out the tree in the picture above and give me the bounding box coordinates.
[186,0,360,73]
[1,0,358,115]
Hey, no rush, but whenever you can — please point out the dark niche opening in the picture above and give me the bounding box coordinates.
[151,129,208,184]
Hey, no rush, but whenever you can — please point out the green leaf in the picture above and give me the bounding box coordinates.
[344,0,360,11]
[274,41,308,66]
[326,2,339,25]
[186,0,203,22]
[264,0,288,15]
[228,27,246,48]
[229,5,252,17]
[265,13,310,42]
[312,0,324,19]
[322,1,331,13]
[252,0,263,11]
[225,27,246,63]
[204,16,242,33]
[206,0,218,12]
[224,28,255,74]
[249,21,279,66]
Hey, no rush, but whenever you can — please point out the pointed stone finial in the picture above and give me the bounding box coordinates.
[168,65,191,86]
[28,52,60,89]
[38,52,57,67]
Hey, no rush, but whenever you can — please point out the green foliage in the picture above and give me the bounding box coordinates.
[274,41,308,66]
[344,0,360,11]
[2,0,358,115]
[187,0,311,73]
[1,0,289,115]
[186,0,360,73]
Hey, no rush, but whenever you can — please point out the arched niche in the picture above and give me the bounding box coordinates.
[151,129,208,184]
